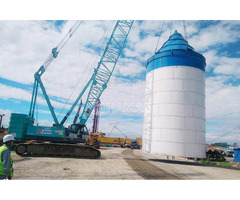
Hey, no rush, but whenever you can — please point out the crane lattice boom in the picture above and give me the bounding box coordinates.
[79,20,134,124]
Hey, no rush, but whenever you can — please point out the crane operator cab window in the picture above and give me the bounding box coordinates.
[69,124,89,140]
[78,125,89,140]
[70,124,79,133]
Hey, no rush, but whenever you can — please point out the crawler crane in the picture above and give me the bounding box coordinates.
[8,20,134,158]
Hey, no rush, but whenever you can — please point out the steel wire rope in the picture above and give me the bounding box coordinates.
[169,20,173,36]
[64,20,116,126]
[36,96,38,125]
[232,129,240,145]
[229,129,240,166]
[79,21,116,92]
[57,21,83,53]
[208,125,240,144]
[57,20,115,125]
[57,20,114,120]
[36,20,82,121]
[154,20,165,54]
[29,21,82,126]
[44,21,83,71]
[108,122,119,137]
[183,20,188,41]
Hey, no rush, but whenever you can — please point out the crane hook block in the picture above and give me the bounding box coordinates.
[52,47,59,58]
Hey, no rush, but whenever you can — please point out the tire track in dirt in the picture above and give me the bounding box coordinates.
[122,149,181,180]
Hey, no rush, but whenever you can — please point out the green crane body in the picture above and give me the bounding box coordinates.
[8,20,134,144]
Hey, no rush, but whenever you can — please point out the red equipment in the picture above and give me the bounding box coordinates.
[92,100,101,133]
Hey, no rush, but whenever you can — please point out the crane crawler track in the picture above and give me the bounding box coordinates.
[15,143,101,159]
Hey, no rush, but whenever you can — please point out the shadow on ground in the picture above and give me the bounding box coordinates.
[149,158,240,171]
[149,159,204,166]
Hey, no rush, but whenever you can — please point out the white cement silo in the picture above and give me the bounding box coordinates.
[143,30,206,158]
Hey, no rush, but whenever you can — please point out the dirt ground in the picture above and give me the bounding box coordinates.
[11,147,240,180]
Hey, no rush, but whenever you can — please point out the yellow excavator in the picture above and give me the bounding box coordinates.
[85,132,105,149]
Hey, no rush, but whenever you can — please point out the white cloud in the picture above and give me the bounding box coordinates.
[2,20,240,143]
[131,36,157,56]
[0,20,112,86]
[116,58,145,77]
[213,57,240,76]
[206,76,240,144]
[202,49,218,70]
[126,21,166,62]
[101,76,145,107]
[206,76,240,120]
[0,21,62,84]
[0,83,32,101]
[189,21,240,51]
[0,108,12,128]
[0,83,73,111]
[0,20,147,139]
[96,116,143,139]
[202,49,240,78]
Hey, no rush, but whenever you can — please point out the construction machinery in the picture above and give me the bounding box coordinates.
[8,20,134,158]
[91,100,101,134]
[73,99,82,124]
[98,136,131,147]
[85,132,106,149]
[98,136,142,148]
[130,140,141,149]
[136,137,142,147]
[96,123,143,148]
[85,100,104,149]
[0,114,8,144]
[98,123,131,147]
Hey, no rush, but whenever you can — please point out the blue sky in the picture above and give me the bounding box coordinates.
[1,20,240,144]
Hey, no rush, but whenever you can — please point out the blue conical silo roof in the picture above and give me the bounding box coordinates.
[146,30,206,73]
[157,30,194,52]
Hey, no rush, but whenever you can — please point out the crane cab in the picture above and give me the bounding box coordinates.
[68,123,89,142]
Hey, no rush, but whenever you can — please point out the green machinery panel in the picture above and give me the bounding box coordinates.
[26,125,66,138]
[8,113,28,139]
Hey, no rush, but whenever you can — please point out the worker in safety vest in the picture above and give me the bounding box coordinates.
[0,134,14,180]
